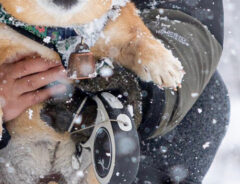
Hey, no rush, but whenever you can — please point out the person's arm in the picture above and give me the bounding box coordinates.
[140,9,222,138]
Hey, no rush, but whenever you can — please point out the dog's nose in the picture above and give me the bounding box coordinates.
[52,0,78,9]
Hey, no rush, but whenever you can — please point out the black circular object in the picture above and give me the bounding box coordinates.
[94,128,112,178]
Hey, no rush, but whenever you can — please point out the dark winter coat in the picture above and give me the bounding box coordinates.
[138,9,222,138]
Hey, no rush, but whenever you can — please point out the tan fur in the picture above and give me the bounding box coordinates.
[85,165,100,184]
[0,23,60,63]
[6,104,68,141]
[0,0,112,26]
[92,3,184,85]
[48,182,58,184]
[0,1,184,183]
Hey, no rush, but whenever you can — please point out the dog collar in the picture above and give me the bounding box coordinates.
[0,1,129,66]
[0,5,73,44]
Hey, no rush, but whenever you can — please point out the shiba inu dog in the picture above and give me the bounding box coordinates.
[0,0,184,184]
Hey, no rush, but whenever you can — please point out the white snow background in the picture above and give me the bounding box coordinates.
[203,0,240,183]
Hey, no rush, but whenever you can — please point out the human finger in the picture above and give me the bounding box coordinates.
[15,66,67,94]
[19,84,67,109]
[10,56,61,79]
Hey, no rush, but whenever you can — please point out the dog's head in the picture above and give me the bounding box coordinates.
[0,0,113,26]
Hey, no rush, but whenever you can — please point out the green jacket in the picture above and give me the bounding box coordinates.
[141,9,222,138]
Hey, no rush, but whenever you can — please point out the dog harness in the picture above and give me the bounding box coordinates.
[0,1,129,66]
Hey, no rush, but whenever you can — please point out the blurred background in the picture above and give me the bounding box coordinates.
[203,0,240,183]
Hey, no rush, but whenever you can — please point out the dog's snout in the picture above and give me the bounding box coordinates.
[52,0,78,9]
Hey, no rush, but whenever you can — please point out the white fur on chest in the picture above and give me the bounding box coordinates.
[0,135,80,184]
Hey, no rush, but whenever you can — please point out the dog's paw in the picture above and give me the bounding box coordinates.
[135,44,185,89]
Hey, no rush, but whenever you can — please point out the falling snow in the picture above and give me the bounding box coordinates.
[160,146,168,154]
[202,142,211,149]
[74,115,83,125]
[43,36,51,44]
[99,66,114,78]
[212,119,217,124]
[170,165,188,183]
[197,108,202,114]
[191,93,199,98]
[28,109,33,120]
[0,1,238,184]
[16,6,24,13]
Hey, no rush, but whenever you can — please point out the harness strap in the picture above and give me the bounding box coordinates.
[7,24,59,52]
[0,3,127,67]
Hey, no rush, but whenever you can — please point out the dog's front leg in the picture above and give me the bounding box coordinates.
[92,3,184,89]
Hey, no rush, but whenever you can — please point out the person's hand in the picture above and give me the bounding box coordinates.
[0,56,68,122]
